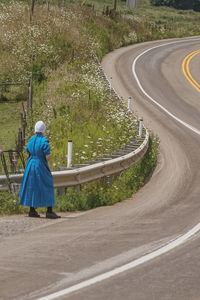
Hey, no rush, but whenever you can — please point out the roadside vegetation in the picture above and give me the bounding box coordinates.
[0,135,158,215]
[0,0,200,214]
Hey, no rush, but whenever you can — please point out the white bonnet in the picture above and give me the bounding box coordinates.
[35,121,46,133]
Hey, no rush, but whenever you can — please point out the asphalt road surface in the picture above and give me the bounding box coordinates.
[1,37,200,300]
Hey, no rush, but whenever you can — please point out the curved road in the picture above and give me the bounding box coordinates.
[1,37,200,300]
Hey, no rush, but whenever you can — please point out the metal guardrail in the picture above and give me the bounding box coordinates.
[0,130,149,188]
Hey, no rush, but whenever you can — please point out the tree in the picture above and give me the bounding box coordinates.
[193,0,200,11]
[172,0,193,10]
[150,0,199,10]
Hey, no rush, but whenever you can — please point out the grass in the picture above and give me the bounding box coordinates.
[1,1,200,152]
[0,0,200,213]
[129,3,200,39]
[0,84,28,150]
[28,61,138,170]
[0,102,24,150]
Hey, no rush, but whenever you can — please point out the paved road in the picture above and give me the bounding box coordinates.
[1,37,200,300]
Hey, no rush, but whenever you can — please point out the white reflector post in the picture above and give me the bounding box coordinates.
[110,76,112,91]
[67,140,72,168]
[126,0,136,8]
[128,97,131,111]
[138,119,143,137]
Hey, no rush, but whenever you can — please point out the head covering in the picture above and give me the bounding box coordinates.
[35,121,46,133]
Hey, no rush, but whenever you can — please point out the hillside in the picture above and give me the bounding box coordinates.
[1,1,200,157]
[0,0,200,213]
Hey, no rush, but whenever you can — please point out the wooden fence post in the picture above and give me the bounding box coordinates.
[114,0,117,10]
[17,128,23,153]
[27,75,33,113]
[30,0,35,23]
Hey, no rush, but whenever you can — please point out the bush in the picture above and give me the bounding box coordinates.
[150,0,200,11]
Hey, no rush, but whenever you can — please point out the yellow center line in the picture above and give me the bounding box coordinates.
[182,49,200,93]
[186,50,200,89]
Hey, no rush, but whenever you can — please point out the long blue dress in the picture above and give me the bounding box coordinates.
[19,134,55,208]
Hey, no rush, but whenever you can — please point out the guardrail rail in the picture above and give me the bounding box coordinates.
[0,129,149,189]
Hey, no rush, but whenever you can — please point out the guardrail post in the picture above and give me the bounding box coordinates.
[67,140,72,168]
[74,185,81,191]
[106,175,113,186]
[138,118,143,137]
[128,97,131,111]
[57,167,66,196]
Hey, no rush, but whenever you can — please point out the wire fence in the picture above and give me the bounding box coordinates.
[0,78,32,154]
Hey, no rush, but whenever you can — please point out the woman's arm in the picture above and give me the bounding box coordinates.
[46,154,51,161]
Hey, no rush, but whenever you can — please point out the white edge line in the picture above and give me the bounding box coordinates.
[37,38,200,300]
[37,223,200,300]
[132,38,200,136]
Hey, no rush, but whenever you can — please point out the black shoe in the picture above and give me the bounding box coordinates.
[46,211,61,219]
[29,210,40,218]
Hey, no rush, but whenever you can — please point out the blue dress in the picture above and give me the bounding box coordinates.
[19,134,55,208]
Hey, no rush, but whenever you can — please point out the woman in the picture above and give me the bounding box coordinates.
[19,121,60,219]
